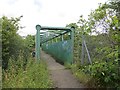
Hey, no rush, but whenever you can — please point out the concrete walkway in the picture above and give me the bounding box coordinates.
[41,50,85,88]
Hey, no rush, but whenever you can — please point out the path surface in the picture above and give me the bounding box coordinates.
[41,50,85,88]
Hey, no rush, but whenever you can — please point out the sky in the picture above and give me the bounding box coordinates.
[0,0,108,36]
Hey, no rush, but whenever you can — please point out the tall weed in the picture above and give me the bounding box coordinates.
[2,54,52,88]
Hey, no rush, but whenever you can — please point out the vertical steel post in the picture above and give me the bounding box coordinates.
[35,25,41,62]
[71,27,75,64]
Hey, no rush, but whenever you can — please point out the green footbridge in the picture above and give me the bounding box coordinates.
[35,25,75,64]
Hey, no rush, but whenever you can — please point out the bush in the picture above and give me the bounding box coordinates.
[81,60,120,88]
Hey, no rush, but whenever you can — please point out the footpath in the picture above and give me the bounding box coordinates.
[41,50,85,88]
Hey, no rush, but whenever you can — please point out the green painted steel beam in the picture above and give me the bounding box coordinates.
[35,25,41,62]
[40,26,71,31]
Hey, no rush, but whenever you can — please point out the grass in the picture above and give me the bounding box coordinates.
[73,69,96,87]
[64,62,71,69]
[2,57,53,88]
[69,64,96,88]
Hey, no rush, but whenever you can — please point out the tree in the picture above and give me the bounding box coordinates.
[69,1,120,87]
[2,16,24,69]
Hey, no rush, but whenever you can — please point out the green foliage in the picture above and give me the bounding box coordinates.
[2,16,25,69]
[24,35,35,51]
[66,0,120,88]
[1,16,52,88]
[80,60,119,88]
[64,63,71,69]
[1,16,36,70]
[0,19,2,66]
[2,55,52,88]
[69,64,93,87]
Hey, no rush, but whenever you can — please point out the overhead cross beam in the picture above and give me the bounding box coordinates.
[40,26,71,31]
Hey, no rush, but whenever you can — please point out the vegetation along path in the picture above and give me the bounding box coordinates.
[41,50,85,88]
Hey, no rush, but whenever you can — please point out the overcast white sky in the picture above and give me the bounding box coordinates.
[0,0,108,36]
